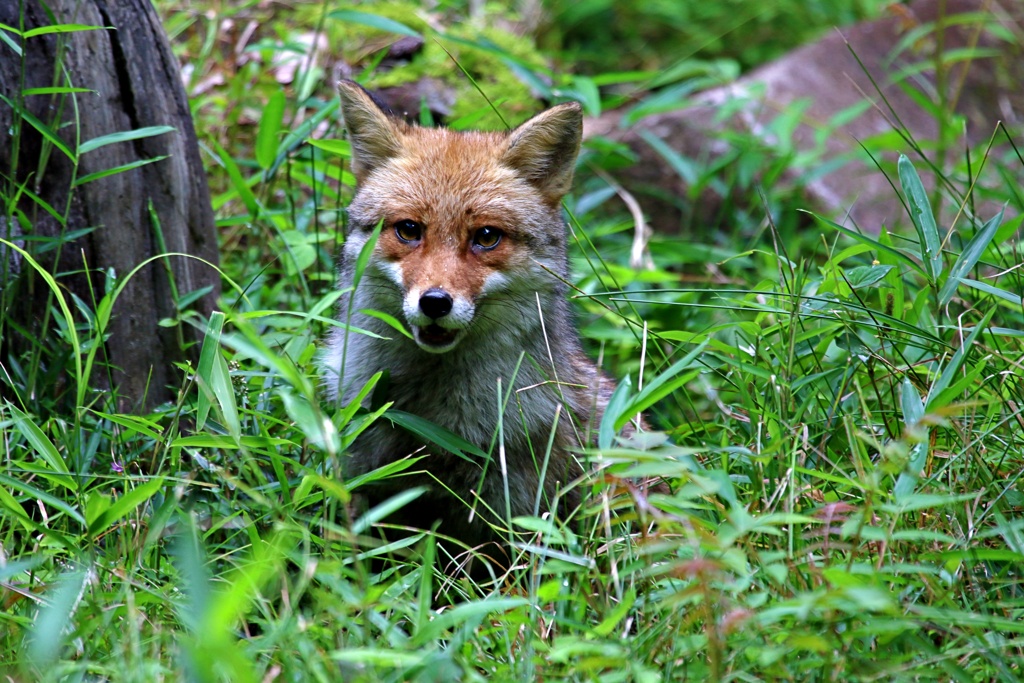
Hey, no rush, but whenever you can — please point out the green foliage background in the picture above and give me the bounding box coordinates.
[2,1,1024,681]
[543,0,889,71]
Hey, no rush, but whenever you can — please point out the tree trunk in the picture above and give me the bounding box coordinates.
[0,0,219,410]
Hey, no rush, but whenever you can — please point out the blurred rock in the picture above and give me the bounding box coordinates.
[377,77,457,122]
[385,35,425,61]
[586,0,1024,234]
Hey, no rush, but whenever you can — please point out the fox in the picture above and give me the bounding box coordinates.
[322,81,630,563]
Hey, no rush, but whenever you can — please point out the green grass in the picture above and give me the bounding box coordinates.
[3,1,1024,681]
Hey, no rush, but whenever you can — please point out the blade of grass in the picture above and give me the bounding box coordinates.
[255,89,285,170]
[938,208,1004,306]
[78,125,175,154]
[898,155,943,283]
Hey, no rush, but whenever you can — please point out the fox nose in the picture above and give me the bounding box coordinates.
[419,288,453,319]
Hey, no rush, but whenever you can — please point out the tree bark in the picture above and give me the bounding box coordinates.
[0,0,219,410]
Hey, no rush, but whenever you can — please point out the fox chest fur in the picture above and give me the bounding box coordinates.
[321,82,617,548]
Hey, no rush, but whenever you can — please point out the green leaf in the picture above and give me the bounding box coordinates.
[959,278,1023,306]
[358,308,413,339]
[23,23,104,38]
[9,404,71,477]
[414,533,436,640]
[340,401,391,453]
[177,285,215,309]
[213,139,259,217]
[0,27,21,55]
[78,125,176,154]
[882,492,979,514]
[331,649,423,667]
[894,379,926,501]
[0,21,24,37]
[212,356,241,442]
[615,340,707,430]
[938,208,1004,306]
[925,310,992,411]
[281,389,337,454]
[592,588,636,636]
[73,156,168,187]
[327,10,421,38]
[351,487,427,535]
[240,309,384,339]
[343,457,424,492]
[351,219,383,290]
[844,264,894,289]
[196,312,225,432]
[568,75,601,117]
[28,567,90,669]
[14,184,65,226]
[0,474,86,527]
[0,93,74,161]
[87,477,165,535]
[898,155,943,282]
[23,86,94,96]
[269,99,340,176]
[588,70,656,87]
[416,597,528,644]
[386,409,490,463]
[204,535,287,641]
[256,89,286,170]
[639,130,698,185]
[219,323,313,394]
[929,358,987,411]
[804,210,927,278]
[175,435,294,449]
[335,372,382,428]
[0,240,84,403]
[91,411,164,441]
[307,138,351,157]
[599,374,633,450]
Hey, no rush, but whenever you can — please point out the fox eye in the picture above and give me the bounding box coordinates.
[394,220,422,243]
[472,226,503,250]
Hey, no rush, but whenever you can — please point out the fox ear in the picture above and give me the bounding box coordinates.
[338,80,402,182]
[502,102,583,201]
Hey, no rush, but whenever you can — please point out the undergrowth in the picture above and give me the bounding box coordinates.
[2,1,1024,681]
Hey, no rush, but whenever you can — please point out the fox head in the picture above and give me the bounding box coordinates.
[337,81,583,354]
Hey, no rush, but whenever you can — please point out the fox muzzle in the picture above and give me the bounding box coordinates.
[419,288,453,319]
